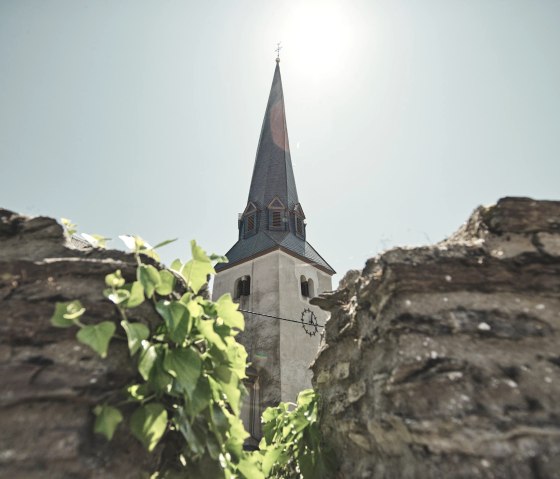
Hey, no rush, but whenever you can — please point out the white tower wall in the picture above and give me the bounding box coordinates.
[212,250,332,410]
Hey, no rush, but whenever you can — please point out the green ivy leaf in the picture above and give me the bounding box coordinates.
[130,403,168,452]
[224,411,249,460]
[261,407,280,425]
[51,301,85,328]
[186,300,203,318]
[61,217,77,236]
[105,288,130,305]
[236,454,265,479]
[138,343,158,381]
[187,376,213,417]
[137,344,173,393]
[215,365,241,415]
[215,294,245,331]
[121,320,150,356]
[209,253,228,264]
[123,281,145,308]
[209,403,229,439]
[137,264,161,298]
[297,388,316,408]
[175,410,207,456]
[180,240,215,294]
[179,293,205,317]
[261,446,282,475]
[93,404,123,441]
[152,238,178,250]
[76,321,116,358]
[156,300,191,343]
[224,337,248,380]
[170,258,183,272]
[105,270,125,288]
[196,318,227,351]
[163,347,202,400]
[205,432,221,459]
[127,384,149,400]
[151,353,174,392]
[155,270,176,296]
[63,300,87,320]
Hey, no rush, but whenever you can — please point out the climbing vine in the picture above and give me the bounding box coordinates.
[52,236,261,477]
[52,223,335,478]
[259,389,335,479]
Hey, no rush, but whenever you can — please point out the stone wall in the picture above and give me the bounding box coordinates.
[312,197,560,479]
[3,197,560,479]
[0,209,162,478]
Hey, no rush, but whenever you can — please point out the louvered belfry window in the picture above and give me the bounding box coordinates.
[267,197,285,231]
[272,211,282,228]
[296,217,303,235]
[247,214,255,232]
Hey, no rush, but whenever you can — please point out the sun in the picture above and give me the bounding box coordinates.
[281,1,360,84]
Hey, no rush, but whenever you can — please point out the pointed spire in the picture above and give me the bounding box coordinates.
[215,60,335,275]
[247,62,299,212]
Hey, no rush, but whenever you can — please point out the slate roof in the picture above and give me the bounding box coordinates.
[216,61,335,275]
[247,62,299,210]
[216,231,335,274]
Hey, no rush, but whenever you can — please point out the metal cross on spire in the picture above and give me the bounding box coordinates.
[275,42,282,62]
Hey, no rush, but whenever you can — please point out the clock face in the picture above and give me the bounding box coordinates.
[300,308,319,337]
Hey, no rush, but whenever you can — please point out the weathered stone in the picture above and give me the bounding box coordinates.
[333,361,351,380]
[536,232,560,256]
[312,197,560,479]
[347,380,366,403]
[0,208,163,477]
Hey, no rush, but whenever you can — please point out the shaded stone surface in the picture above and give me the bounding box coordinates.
[312,197,560,479]
[0,209,161,478]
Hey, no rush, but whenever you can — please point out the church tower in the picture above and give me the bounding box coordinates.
[212,59,335,441]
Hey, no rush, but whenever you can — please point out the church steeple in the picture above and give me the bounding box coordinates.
[216,62,335,275]
[245,62,299,229]
[212,58,335,440]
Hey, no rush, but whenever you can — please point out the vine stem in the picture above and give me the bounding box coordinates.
[117,304,128,323]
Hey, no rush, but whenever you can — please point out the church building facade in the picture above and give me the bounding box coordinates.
[212,59,335,442]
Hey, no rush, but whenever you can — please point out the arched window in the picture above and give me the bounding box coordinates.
[241,366,261,446]
[300,275,309,298]
[235,276,251,299]
[307,278,315,298]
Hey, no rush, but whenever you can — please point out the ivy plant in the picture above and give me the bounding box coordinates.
[51,238,263,478]
[258,389,335,479]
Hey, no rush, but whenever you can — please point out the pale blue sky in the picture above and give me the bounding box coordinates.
[1,0,559,285]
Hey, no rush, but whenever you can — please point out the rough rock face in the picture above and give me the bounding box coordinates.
[0,209,161,478]
[312,197,560,479]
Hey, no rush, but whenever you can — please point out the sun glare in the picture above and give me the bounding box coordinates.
[282,1,359,84]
